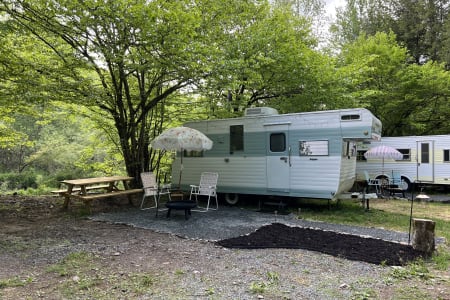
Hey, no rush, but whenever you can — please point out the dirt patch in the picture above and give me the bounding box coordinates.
[217,223,426,266]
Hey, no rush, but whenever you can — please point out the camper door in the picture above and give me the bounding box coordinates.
[265,124,290,192]
[416,140,434,182]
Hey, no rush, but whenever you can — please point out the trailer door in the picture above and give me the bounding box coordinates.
[416,140,434,182]
[265,125,290,192]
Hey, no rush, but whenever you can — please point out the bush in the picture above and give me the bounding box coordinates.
[0,172,38,190]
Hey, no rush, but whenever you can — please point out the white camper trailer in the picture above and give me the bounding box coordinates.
[356,135,450,191]
[171,107,382,204]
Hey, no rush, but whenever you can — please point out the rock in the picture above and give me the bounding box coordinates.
[339,283,349,289]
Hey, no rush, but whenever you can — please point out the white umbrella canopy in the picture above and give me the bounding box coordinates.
[150,126,213,188]
[150,126,213,152]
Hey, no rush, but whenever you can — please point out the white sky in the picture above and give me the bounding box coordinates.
[323,0,346,20]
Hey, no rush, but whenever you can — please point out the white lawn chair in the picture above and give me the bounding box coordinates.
[388,170,406,197]
[189,172,219,211]
[364,171,381,195]
[140,172,171,215]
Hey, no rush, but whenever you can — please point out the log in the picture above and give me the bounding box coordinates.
[412,218,435,255]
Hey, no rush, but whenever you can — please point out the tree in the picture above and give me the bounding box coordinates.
[337,32,450,136]
[331,0,450,66]
[200,4,339,115]
[1,0,267,185]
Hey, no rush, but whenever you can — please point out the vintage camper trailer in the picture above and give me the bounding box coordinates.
[356,135,450,191]
[172,107,382,204]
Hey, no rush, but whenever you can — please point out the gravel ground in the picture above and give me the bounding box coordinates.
[89,205,440,244]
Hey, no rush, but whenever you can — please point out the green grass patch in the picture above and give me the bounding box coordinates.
[46,251,96,276]
[294,199,450,243]
[0,276,33,289]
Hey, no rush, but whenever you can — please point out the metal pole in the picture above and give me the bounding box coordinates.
[408,183,415,244]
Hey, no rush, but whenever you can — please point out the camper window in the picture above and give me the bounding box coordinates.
[444,149,450,162]
[357,150,367,161]
[397,149,411,161]
[342,141,356,157]
[184,150,203,157]
[270,133,286,152]
[299,140,329,156]
[230,125,244,152]
[421,143,430,163]
[341,114,361,121]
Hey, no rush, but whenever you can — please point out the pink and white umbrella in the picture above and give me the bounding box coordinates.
[364,145,403,175]
[151,126,213,188]
[364,145,403,160]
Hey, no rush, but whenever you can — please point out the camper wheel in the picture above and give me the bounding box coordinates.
[400,177,411,191]
[225,193,239,205]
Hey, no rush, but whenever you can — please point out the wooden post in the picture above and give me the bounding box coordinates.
[412,218,435,255]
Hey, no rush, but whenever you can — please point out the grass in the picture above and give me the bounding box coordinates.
[294,198,450,244]
[0,276,33,289]
[45,251,158,298]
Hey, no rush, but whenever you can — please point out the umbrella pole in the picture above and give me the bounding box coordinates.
[178,150,183,190]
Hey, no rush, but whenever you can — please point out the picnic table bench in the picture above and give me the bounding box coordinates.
[53,176,142,210]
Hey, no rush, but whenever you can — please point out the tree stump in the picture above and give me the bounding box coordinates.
[412,218,435,255]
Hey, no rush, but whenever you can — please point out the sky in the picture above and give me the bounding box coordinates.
[323,0,346,20]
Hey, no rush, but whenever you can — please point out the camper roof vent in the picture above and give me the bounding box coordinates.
[244,107,278,116]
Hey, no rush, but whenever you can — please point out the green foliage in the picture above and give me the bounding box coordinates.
[336,32,450,135]
[331,0,449,66]
[0,172,37,190]
[1,0,450,191]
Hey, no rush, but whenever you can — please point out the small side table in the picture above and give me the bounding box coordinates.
[165,201,197,220]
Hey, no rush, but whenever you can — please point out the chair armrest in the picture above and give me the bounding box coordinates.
[190,184,198,188]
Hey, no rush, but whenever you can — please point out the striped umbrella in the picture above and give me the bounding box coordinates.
[364,145,403,160]
[364,145,403,175]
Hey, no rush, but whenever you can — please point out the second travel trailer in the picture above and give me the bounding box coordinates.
[356,135,450,191]
[171,107,382,204]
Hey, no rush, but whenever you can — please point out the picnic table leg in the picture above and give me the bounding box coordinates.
[63,194,70,210]
[62,185,74,210]
[121,180,134,205]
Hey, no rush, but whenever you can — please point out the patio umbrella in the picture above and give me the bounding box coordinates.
[364,145,403,176]
[150,126,213,188]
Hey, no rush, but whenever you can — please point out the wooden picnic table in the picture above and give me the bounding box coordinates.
[54,176,142,210]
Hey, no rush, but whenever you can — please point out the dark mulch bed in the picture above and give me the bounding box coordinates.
[216,223,426,266]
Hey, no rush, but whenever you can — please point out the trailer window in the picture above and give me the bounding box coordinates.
[184,150,204,157]
[421,143,430,163]
[299,140,328,156]
[230,125,244,152]
[341,114,361,121]
[444,149,450,162]
[270,133,286,152]
[343,141,356,157]
[357,150,367,161]
[397,149,411,161]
